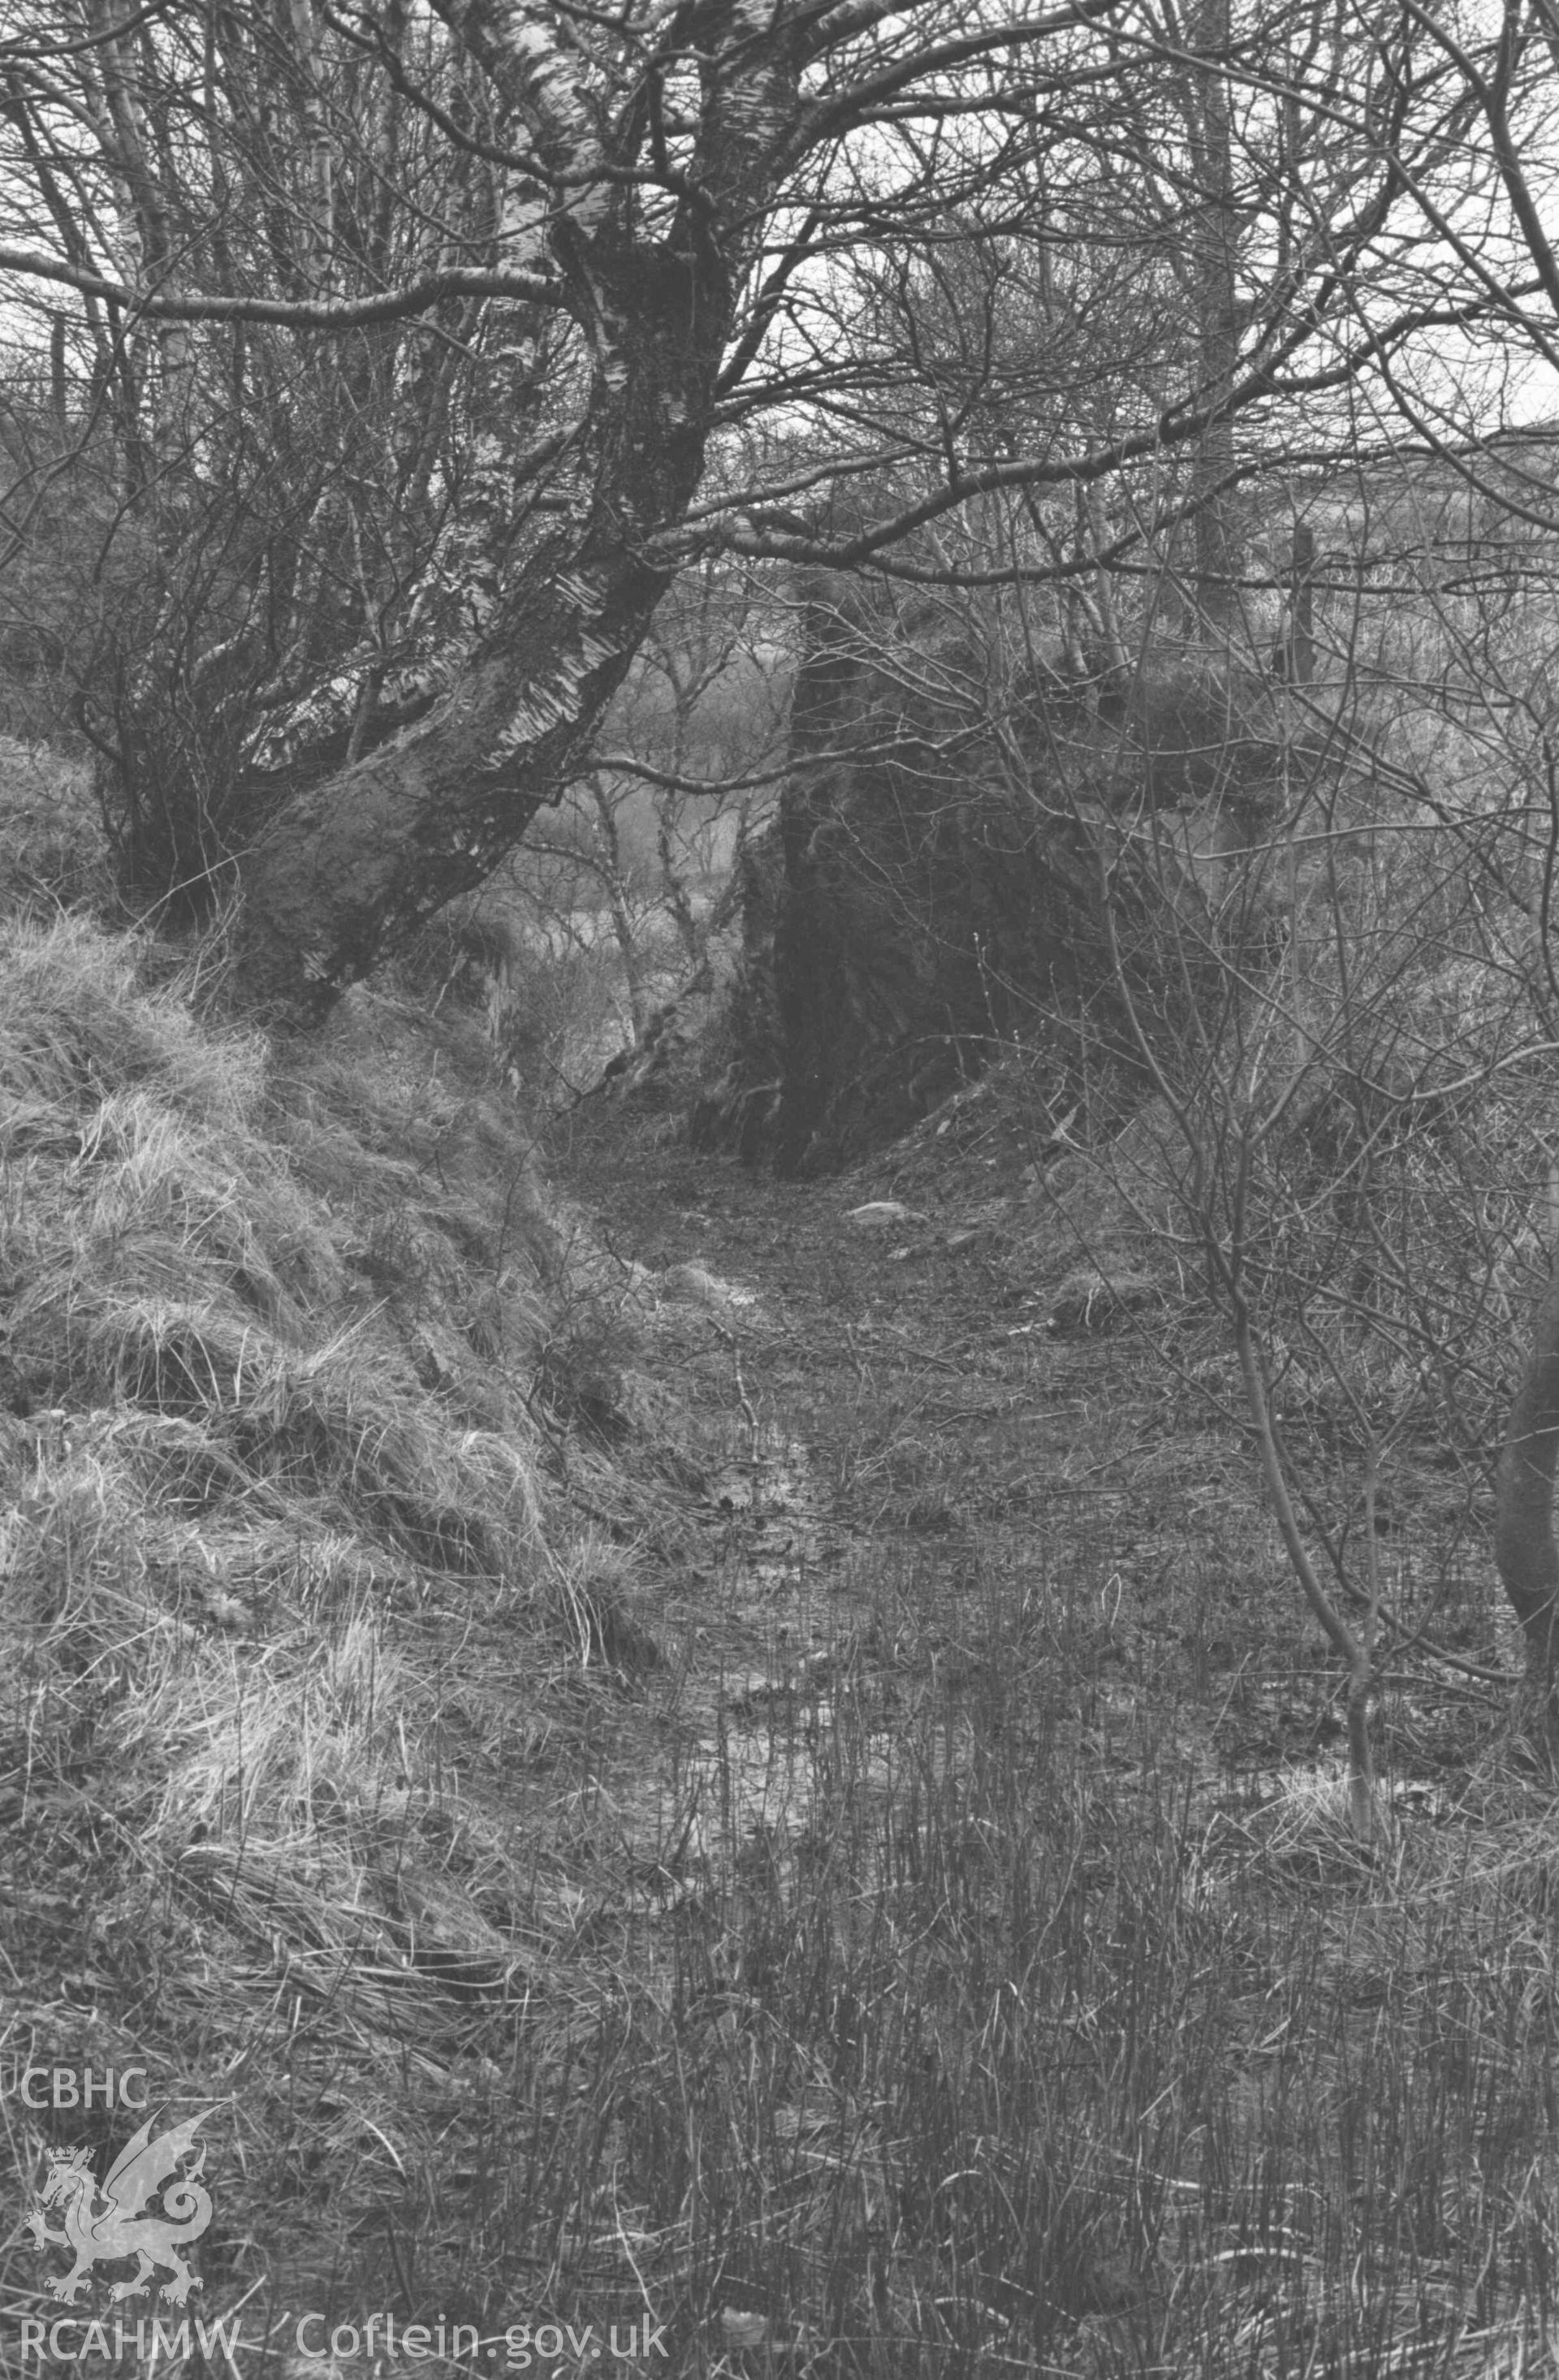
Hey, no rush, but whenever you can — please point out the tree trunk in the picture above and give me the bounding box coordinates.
[225,0,801,1030]
[658,806,703,969]
[1189,0,1241,647]
[1496,1264,1559,1760]
[231,253,724,1027]
[1285,523,1315,685]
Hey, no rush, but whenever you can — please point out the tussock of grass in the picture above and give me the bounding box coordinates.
[0,924,546,1581]
[0,913,681,2334]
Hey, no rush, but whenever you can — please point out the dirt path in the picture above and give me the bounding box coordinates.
[540,1104,1274,1882]
[544,1094,1475,1841]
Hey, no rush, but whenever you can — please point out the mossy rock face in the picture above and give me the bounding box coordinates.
[689,581,1302,1173]
[671,576,1095,1173]
[767,767,1095,1176]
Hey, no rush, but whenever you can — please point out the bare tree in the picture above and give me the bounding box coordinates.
[0,0,564,905]
[5,0,1550,1021]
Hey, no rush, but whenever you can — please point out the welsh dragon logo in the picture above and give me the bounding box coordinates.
[27,2107,214,2306]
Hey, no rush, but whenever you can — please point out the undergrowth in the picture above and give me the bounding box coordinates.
[3,899,1559,2378]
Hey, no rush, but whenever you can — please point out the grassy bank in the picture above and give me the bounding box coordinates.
[3,901,1559,2377]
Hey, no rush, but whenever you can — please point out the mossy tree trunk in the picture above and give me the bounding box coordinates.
[225,0,803,1029]
[231,246,741,1027]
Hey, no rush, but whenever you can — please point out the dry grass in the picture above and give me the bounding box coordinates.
[0,911,685,2356]
[7,905,1559,2378]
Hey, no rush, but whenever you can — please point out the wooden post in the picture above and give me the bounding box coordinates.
[1287,523,1315,685]
[50,315,67,429]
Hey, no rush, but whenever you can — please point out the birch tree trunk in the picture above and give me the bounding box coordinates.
[234,342,705,1020]
[229,0,797,1026]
